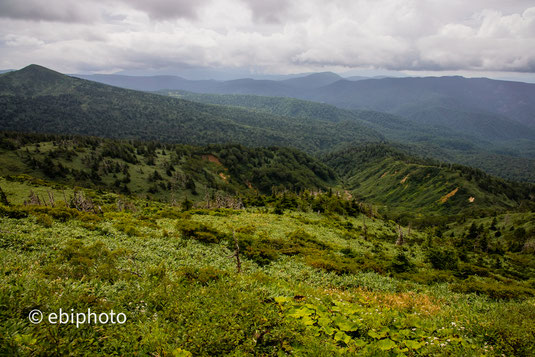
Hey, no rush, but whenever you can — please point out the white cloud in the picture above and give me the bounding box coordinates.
[0,0,534,76]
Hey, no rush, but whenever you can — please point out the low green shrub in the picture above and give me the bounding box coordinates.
[177,221,228,244]
[390,251,414,273]
[178,266,229,285]
[451,277,535,300]
[426,247,459,270]
[35,213,53,228]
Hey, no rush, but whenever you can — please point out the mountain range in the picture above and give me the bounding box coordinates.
[75,71,535,128]
[2,64,535,183]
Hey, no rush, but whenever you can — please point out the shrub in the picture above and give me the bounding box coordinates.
[178,266,228,285]
[426,247,458,270]
[304,254,356,275]
[0,205,28,219]
[451,278,535,300]
[390,251,414,273]
[177,221,227,244]
[236,235,281,266]
[41,239,126,282]
[35,213,53,228]
[286,229,329,250]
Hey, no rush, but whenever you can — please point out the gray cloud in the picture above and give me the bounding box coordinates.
[122,0,212,20]
[0,0,98,23]
[241,0,294,24]
[0,0,534,76]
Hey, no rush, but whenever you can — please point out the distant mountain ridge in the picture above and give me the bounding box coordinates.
[74,70,535,128]
[0,64,381,153]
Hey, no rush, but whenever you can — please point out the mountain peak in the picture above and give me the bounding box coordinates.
[282,71,343,88]
[0,64,75,96]
[17,64,65,79]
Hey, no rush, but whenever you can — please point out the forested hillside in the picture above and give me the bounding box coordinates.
[163,90,535,182]
[1,131,533,219]
[0,132,336,201]
[0,65,381,153]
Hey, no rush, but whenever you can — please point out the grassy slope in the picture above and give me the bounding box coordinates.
[1,177,534,355]
[323,144,534,216]
[2,132,533,217]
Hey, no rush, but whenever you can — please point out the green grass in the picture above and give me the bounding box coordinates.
[1,174,534,355]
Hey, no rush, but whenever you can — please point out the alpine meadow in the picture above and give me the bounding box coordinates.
[1,1,535,356]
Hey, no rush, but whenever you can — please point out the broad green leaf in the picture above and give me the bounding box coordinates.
[302,316,315,326]
[354,339,367,348]
[333,316,359,332]
[317,317,331,327]
[390,332,403,341]
[368,330,381,339]
[404,340,423,350]
[334,331,351,345]
[376,339,397,351]
[399,329,411,337]
[289,307,314,318]
[322,325,335,336]
[274,296,290,304]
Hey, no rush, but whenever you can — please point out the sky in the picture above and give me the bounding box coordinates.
[1,0,534,81]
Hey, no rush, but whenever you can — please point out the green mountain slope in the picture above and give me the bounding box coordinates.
[2,131,533,218]
[0,131,336,199]
[0,65,382,153]
[323,144,534,217]
[162,90,535,182]
[2,171,534,355]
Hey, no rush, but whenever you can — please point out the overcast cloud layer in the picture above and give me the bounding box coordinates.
[0,0,534,77]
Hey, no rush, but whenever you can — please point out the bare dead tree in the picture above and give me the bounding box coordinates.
[39,194,47,207]
[396,224,404,246]
[47,190,55,207]
[230,231,241,274]
[24,190,41,206]
[69,190,103,214]
[0,185,9,206]
[198,192,244,210]
[362,215,368,241]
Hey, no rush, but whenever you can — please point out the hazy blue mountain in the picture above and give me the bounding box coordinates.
[281,72,343,89]
[311,76,535,129]
[344,76,369,81]
[77,71,535,132]
[73,73,221,92]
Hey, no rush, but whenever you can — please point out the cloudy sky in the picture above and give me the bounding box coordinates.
[1,0,534,80]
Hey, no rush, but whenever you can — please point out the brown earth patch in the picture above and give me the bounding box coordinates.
[439,187,459,203]
[202,154,222,166]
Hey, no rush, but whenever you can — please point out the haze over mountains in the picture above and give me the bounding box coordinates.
[75,71,535,127]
